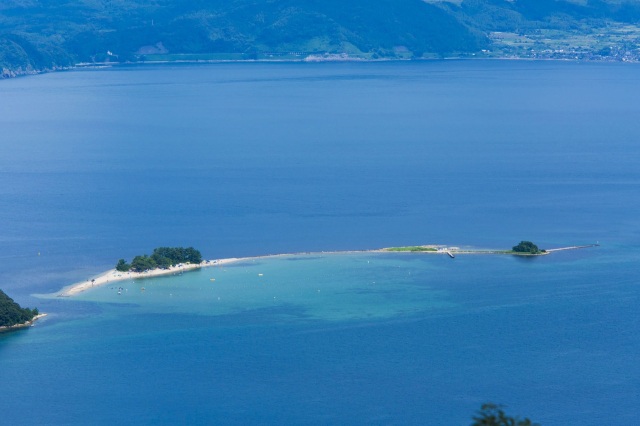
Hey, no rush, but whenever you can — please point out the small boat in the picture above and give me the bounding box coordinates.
[210,278,216,282]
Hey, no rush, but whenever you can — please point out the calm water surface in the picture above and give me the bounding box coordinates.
[1,61,639,425]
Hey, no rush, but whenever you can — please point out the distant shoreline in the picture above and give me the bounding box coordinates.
[3,56,638,81]
[56,244,598,297]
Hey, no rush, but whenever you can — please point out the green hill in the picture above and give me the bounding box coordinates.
[2,0,640,76]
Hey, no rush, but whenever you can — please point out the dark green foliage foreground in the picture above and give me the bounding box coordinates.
[3,0,640,76]
[471,403,539,426]
[0,289,38,328]
[116,247,203,273]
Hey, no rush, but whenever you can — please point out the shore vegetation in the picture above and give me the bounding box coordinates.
[116,247,203,273]
[0,289,38,328]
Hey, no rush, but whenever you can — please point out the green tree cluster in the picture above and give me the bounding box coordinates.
[116,259,130,272]
[115,247,203,273]
[130,255,157,272]
[0,289,38,328]
[512,241,543,254]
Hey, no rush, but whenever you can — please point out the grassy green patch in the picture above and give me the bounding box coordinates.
[385,246,438,252]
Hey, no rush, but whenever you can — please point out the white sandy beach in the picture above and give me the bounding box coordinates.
[58,258,242,297]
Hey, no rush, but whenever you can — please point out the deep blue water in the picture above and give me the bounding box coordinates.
[1,61,639,425]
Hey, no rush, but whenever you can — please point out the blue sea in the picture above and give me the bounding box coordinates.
[1,61,639,425]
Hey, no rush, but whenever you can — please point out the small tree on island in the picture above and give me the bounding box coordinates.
[512,241,544,254]
[115,259,130,272]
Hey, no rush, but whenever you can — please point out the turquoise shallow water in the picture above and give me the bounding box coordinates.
[69,253,457,321]
[1,61,640,424]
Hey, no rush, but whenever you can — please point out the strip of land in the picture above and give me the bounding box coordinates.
[545,245,599,252]
[57,244,598,297]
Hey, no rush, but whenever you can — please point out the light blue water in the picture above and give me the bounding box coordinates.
[1,61,639,424]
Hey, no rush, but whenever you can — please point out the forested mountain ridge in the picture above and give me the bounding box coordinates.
[2,0,640,77]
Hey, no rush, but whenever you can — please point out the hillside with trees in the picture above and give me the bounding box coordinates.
[0,289,38,329]
[2,0,640,77]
